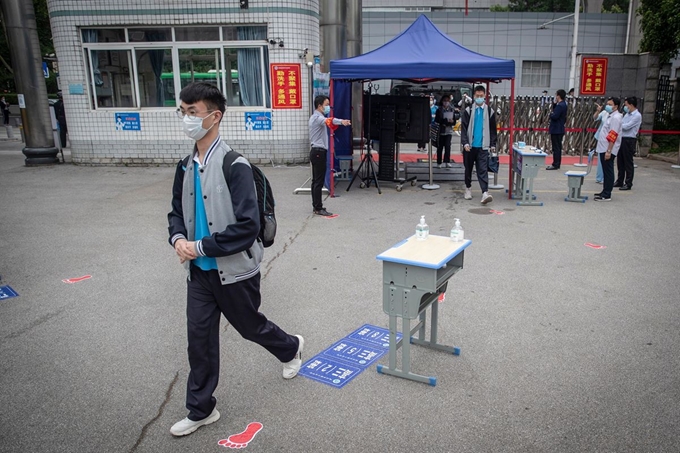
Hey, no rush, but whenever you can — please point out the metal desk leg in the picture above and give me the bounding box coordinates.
[402,317,411,374]
[411,299,461,355]
[388,314,397,370]
[418,310,426,340]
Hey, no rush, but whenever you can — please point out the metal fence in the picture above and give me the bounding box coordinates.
[490,95,611,157]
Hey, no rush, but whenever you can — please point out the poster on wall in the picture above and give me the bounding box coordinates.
[313,56,330,98]
[115,112,141,131]
[580,58,608,95]
[270,63,302,109]
[244,112,272,131]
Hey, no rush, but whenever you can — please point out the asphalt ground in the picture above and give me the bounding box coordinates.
[1,140,679,453]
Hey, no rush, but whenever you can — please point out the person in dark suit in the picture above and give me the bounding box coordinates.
[0,97,10,126]
[53,93,67,148]
[547,89,567,170]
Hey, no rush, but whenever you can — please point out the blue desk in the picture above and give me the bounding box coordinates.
[511,145,547,206]
[376,235,471,385]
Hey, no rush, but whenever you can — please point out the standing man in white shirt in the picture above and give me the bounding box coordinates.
[615,96,642,191]
[594,97,623,202]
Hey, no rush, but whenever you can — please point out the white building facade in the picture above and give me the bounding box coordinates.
[47,0,320,165]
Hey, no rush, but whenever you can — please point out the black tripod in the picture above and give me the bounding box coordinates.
[347,82,381,194]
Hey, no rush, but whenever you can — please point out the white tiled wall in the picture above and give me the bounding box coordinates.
[47,0,320,165]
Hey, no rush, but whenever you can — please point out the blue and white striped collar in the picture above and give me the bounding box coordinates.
[193,135,222,167]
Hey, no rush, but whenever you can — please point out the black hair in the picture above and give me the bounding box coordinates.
[439,93,451,106]
[568,88,574,94]
[556,89,566,100]
[625,96,637,108]
[609,97,621,108]
[179,82,226,116]
[314,95,329,109]
[474,85,486,94]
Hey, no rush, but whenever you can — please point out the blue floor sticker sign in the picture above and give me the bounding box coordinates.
[348,324,402,348]
[299,324,401,388]
[299,357,363,389]
[321,339,386,367]
[0,285,19,300]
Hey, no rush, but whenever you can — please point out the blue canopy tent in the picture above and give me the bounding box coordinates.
[328,14,517,196]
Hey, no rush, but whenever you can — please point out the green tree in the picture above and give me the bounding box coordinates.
[0,0,55,93]
[638,0,680,64]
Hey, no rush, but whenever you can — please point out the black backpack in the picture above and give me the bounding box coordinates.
[180,151,277,248]
[222,150,276,248]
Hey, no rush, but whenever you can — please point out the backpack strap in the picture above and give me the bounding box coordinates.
[181,155,191,171]
[222,150,243,186]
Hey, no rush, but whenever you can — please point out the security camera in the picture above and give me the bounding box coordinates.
[278,40,284,48]
[269,39,277,45]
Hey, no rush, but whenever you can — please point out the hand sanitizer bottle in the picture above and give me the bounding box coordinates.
[450,218,464,242]
[415,215,429,240]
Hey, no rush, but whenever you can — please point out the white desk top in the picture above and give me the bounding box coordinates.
[377,235,471,269]
[513,146,548,156]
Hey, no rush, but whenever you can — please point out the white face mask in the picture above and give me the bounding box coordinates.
[182,112,216,141]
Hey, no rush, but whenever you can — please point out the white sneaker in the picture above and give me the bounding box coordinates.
[481,192,493,205]
[170,408,220,437]
[445,162,453,168]
[464,188,472,200]
[282,335,304,379]
[436,164,442,169]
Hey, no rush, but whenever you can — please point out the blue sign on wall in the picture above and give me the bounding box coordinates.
[42,62,49,78]
[299,357,363,389]
[244,112,271,131]
[115,113,141,131]
[0,285,19,300]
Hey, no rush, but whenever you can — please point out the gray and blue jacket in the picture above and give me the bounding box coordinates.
[168,137,263,285]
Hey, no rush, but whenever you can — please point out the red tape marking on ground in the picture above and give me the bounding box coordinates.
[584,242,606,250]
[489,209,505,215]
[62,275,92,284]
[323,214,339,219]
[218,422,263,449]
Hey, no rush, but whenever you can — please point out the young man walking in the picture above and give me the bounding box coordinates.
[615,96,641,190]
[308,95,351,216]
[594,97,623,202]
[546,89,567,170]
[167,82,303,437]
[460,85,496,205]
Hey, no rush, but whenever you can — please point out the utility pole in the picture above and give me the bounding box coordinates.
[568,0,580,95]
[0,0,59,165]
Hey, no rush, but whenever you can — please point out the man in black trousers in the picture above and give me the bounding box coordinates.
[615,96,642,190]
[546,89,567,170]
[308,95,351,216]
[168,82,303,437]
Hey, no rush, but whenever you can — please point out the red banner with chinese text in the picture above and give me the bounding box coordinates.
[580,58,608,95]
[270,63,302,109]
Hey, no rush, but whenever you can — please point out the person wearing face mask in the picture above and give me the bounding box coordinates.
[460,85,496,205]
[594,97,623,201]
[614,96,641,190]
[546,89,568,170]
[308,95,351,216]
[434,94,456,167]
[592,102,609,184]
[167,82,304,437]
